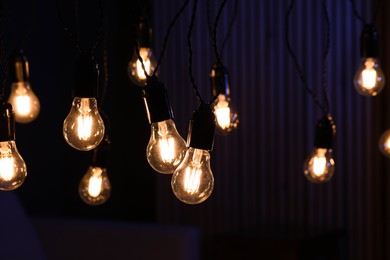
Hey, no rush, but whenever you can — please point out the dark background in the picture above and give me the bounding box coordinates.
[1,0,390,259]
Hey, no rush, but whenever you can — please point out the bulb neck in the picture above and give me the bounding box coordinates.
[0,102,15,141]
[91,135,111,168]
[314,114,336,149]
[142,75,174,123]
[187,103,216,151]
[73,53,99,98]
[360,24,379,58]
[210,62,230,97]
[10,49,29,83]
[136,16,152,48]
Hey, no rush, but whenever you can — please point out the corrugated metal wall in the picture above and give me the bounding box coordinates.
[151,0,388,259]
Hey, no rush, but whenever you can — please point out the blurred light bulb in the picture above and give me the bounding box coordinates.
[63,97,105,151]
[128,47,157,86]
[79,166,111,206]
[171,147,214,204]
[304,148,335,183]
[213,94,239,134]
[146,119,187,174]
[0,141,27,191]
[354,58,385,96]
[378,129,390,158]
[8,82,40,123]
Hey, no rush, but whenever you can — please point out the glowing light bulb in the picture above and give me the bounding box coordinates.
[63,97,105,151]
[0,103,27,191]
[128,47,157,86]
[304,148,335,183]
[171,103,216,204]
[79,166,111,206]
[146,119,187,174]
[8,49,40,123]
[353,24,385,96]
[210,63,239,134]
[304,115,336,184]
[171,147,214,204]
[354,58,385,96]
[378,129,390,158]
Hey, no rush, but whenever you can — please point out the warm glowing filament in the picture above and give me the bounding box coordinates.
[313,156,326,176]
[15,95,31,116]
[159,137,175,163]
[215,106,231,129]
[362,59,377,89]
[136,48,151,79]
[184,167,201,194]
[88,171,103,198]
[0,157,14,181]
[77,115,92,140]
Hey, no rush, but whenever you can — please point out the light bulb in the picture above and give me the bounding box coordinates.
[8,49,40,123]
[79,166,111,206]
[353,58,385,96]
[378,129,390,158]
[304,148,335,183]
[63,97,105,151]
[8,82,40,123]
[171,147,214,204]
[146,119,187,174]
[0,103,27,191]
[213,94,239,134]
[128,47,157,86]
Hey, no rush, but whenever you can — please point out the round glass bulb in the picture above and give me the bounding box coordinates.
[303,148,335,183]
[79,166,111,206]
[378,129,390,158]
[0,141,27,191]
[146,119,187,174]
[353,58,385,96]
[8,82,40,124]
[213,94,239,134]
[171,147,214,204]
[63,97,105,151]
[128,47,157,86]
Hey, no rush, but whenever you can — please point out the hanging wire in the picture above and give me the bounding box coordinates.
[135,0,190,79]
[0,0,8,102]
[322,0,331,114]
[285,0,330,115]
[56,0,104,55]
[206,0,238,62]
[349,0,381,25]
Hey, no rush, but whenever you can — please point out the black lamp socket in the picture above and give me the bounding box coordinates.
[314,114,336,149]
[187,103,216,151]
[0,103,15,142]
[210,63,230,97]
[10,49,29,83]
[91,135,111,168]
[142,75,173,124]
[360,24,379,58]
[73,53,99,98]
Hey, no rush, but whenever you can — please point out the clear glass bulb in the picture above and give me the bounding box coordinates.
[146,119,187,174]
[304,148,335,183]
[63,97,105,151]
[0,141,27,191]
[128,47,157,86]
[378,129,390,158]
[171,147,214,204]
[353,58,385,96]
[79,166,111,206]
[213,94,239,134]
[8,82,40,124]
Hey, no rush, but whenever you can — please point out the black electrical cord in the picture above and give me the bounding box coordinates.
[56,0,104,55]
[285,0,331,116]
[206,0,238,60]
[135,0,191,79]
[0,0,8,102]
[349,0,381,25]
